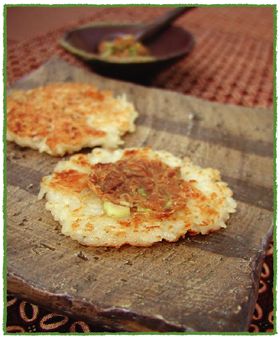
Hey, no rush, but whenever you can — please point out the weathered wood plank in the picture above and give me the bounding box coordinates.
[7,185,272,332]
[7,58,273,332]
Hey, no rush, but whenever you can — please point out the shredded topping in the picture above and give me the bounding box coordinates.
[88,158,192,215]
[98,34,151,59]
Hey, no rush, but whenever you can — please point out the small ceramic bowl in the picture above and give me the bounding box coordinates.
[60,23,195,81]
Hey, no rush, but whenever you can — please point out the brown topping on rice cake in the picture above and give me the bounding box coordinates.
[39,148,237,247]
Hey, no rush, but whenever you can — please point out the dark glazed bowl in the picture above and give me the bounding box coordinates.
[60,23,195,82]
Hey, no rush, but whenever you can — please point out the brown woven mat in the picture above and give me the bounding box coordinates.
[8,6,273,107]
[6,6,274,333]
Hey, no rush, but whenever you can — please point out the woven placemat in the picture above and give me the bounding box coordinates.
[6,6,274,333]
[7,6,273,108]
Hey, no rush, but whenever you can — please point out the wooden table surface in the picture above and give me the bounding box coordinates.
[7,58,273,332]
[6,6,274,333]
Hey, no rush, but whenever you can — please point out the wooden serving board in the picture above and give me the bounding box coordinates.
[7,58,273,332]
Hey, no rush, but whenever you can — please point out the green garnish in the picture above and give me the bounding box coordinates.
[103,201,130,218]
[137,187,147,197]
[137,206,151,213]
[164,199,173,209]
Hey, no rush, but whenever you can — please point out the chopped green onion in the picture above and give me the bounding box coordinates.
[137,187,147,197]
[103,201,130,218]
[137,206,151,213]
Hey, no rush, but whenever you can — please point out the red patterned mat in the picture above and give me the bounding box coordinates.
[7,6,273,108]
[6,6,274,333]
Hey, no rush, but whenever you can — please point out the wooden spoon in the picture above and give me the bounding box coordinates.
[103,7,195,43]
[136,7,195,43]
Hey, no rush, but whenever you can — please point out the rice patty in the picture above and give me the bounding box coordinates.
[7,83,138,156]
[39,148,237,247]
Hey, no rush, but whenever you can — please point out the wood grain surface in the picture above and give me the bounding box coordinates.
[7,58,273,332]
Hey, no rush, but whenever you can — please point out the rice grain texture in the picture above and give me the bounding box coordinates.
[39,148,237,247]
[7,83,138,156]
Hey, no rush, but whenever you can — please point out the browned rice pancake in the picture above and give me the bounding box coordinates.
[7,83,138,156]
[39,148,237,247]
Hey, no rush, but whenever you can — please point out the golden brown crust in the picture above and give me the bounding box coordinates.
[8,84,106,145]
[50,170,89,193]
[39,148,237,247]
[7,83,138,156]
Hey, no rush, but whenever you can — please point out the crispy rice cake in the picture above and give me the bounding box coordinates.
[7,83,138,156]
[39,148,237,247]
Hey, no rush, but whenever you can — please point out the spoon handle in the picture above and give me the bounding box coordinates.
[138,7,195,42]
